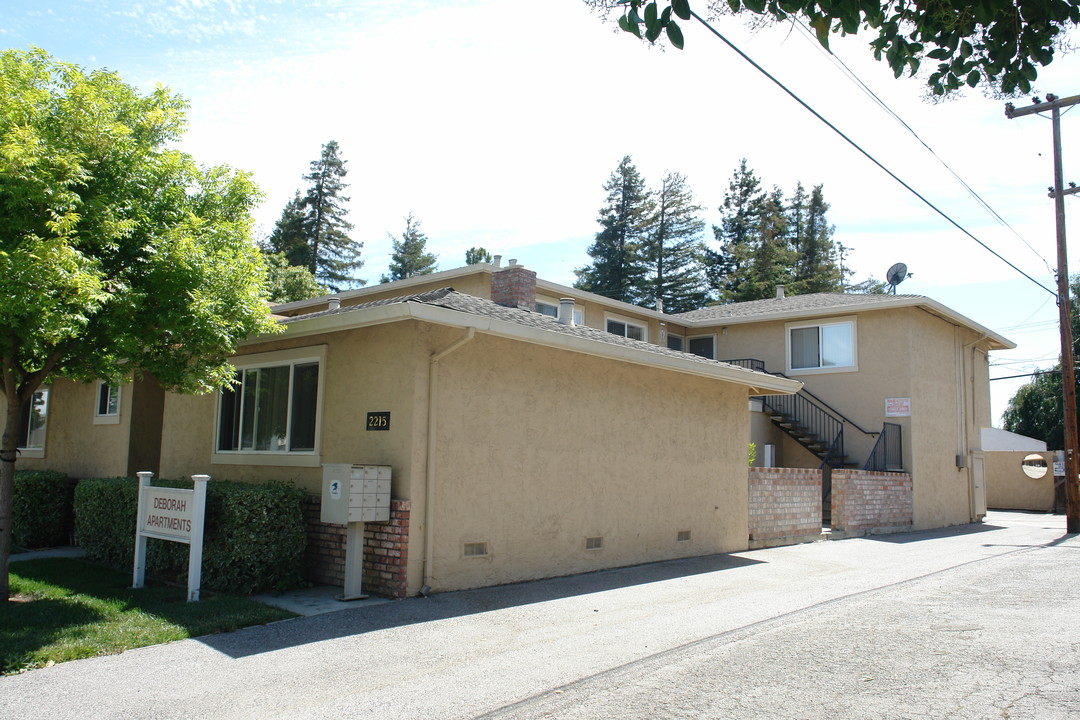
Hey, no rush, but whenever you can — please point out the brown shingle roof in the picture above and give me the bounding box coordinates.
[673,292,917,322]
[283,287,776,376]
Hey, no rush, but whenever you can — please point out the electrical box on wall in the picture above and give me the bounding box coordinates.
[321,463,392,524]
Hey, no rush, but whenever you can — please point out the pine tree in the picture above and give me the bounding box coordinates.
[640,171,708,313]
[789,183,843,294]
[706,159,766,303]
[265,191,311,270]
[465,247,493,265]
[381,212,438,283]
[574,155,651,304]
[736,186,796,302]
[303,140,364,291]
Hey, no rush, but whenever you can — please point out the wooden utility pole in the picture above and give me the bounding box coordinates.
[1006,93,1080,533]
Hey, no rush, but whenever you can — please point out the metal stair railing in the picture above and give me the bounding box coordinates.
[863,422,903,471]
[758,389,846,468]
[727,358,900,470]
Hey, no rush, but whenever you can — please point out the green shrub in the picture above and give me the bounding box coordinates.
[73,477,138,567]
[13,470,71,548]
[74,477,306,594]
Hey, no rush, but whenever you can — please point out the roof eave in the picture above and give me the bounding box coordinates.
[678,296,1015,350]
[245,302,802,395]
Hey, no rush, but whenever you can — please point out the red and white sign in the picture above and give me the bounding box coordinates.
[885,397,911,417]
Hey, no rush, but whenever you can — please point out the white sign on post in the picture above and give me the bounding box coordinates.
[133,472,208,602]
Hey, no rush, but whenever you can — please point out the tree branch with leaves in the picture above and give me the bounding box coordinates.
[591,0,1078,95]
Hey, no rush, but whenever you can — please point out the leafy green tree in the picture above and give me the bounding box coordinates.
[465,247,493,265]
[1003,275,1080,448]
[381,213,438,283]
[264,191,311,270]
[301,141,363,292]
[788,183,843,295]
[590,0,1078,96]
[706,159,766,302]
[0,48,279,599]
[575,156,652,304]
[1004,371,1066,450]
[263,252,328,303]
[640,171,708,313]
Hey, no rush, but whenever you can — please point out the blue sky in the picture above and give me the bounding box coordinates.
[5,0,1080,424]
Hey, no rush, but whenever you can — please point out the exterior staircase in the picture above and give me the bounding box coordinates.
[759,390,851,469]
[723,358,903,472]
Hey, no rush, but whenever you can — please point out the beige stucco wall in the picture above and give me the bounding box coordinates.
[158,318,755,595]
[985,450,1055,512]
[11,378,133,478]
[158,321,431,499]
[713,305,995,530]
[427,331,751,592]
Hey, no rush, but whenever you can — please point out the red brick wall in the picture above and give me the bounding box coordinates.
[362,500,410,599]
[300,496,411,598]
[748,467,822,545]
[831,469,912,535]
[491,265,536,310]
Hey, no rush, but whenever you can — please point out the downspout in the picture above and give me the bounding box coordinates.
[420,327,475,595]
[957,330,989,519]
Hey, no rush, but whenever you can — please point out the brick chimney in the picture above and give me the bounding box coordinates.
[491,263,537,311]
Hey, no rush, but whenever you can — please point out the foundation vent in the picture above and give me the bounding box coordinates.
[463,542,488,557]
[585,536,603,550]
[677,530,692,542]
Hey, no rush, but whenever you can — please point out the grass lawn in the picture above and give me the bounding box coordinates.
[1,558,297,674]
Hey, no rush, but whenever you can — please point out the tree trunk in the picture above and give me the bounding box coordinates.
[1,398,22,601]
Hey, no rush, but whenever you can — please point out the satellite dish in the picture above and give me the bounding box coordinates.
[886,263,910,294]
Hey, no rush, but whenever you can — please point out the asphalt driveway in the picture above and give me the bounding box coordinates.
[2,511,1076,719]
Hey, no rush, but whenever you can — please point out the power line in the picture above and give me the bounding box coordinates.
[688,11,1058,299]
[990,371,1052,381]
[789,20,1054,275]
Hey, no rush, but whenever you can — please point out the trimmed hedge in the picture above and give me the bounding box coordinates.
[74,477,306,594]
[13,470,71,549]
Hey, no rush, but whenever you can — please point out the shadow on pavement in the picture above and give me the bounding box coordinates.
[197,552,763,660]
[861,522,1007,544]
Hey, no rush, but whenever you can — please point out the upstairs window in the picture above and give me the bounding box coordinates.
[216,348,323,455]
[536,300,584,325]
[788,319,856,373]
[666,334,685,351]
[606,316,646,342]
[687,335,716,360]
[94,382,121,424]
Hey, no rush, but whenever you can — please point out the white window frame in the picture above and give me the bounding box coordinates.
[666,333,685,352]
[536,297,584,325]
[212,345,327,467]
[785,317,858,375]
[687,334,717,360]
[18,387,49,458]
[93,381,122,425]
[604,313,648,342]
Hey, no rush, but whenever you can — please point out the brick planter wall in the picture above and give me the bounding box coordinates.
[748,467,823,548]
[831,469,912,536]
[300,495,411,598]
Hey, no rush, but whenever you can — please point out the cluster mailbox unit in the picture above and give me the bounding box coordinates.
[321,463,392,600]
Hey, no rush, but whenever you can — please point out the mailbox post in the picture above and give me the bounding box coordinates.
[322,464,391,600]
